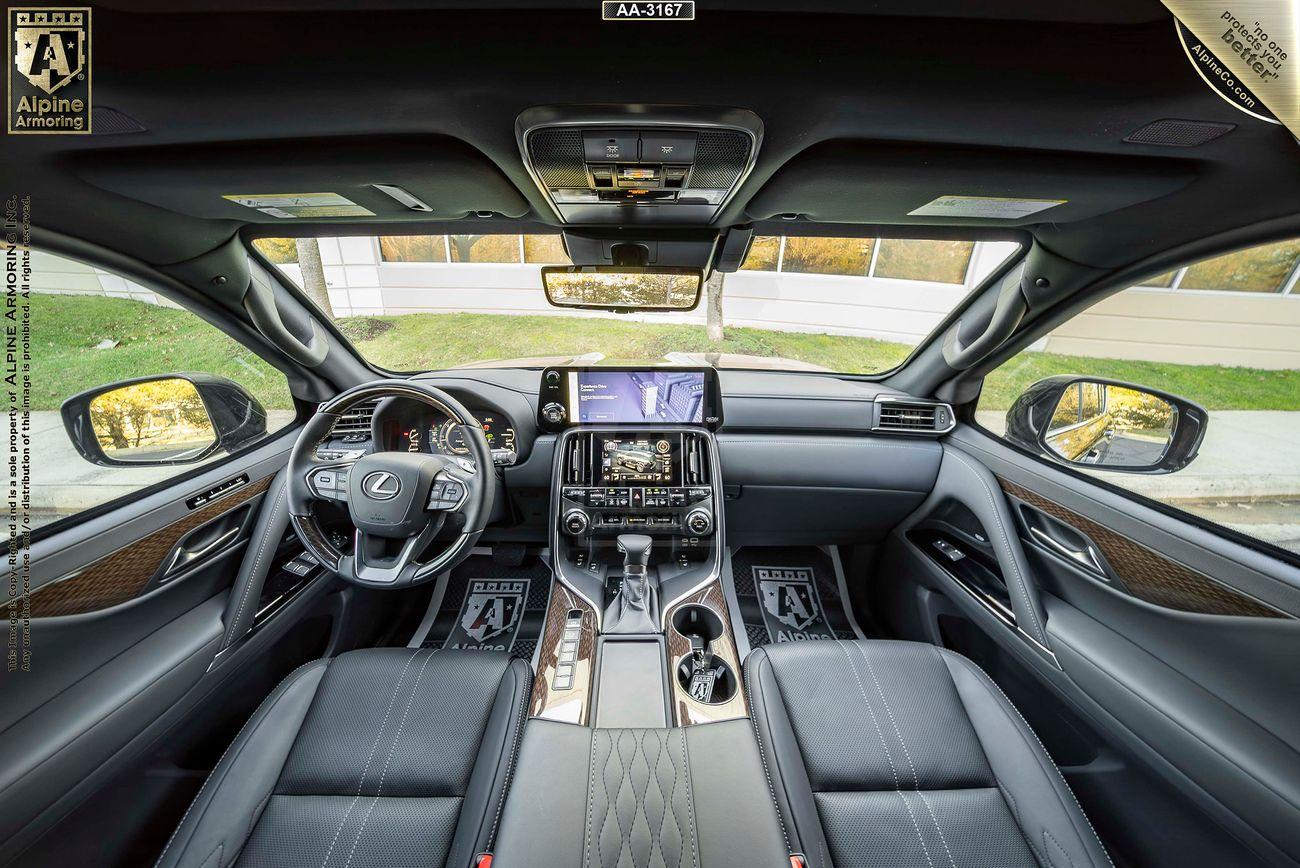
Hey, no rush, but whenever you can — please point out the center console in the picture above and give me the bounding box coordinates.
[529,366,746,727]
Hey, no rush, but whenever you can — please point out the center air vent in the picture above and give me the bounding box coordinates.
[330,398,380,441]
[683,432,710,485]
[873,399,955,435]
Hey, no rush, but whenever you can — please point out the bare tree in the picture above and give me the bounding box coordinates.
[295,237,334,318]
[705,271,725,343]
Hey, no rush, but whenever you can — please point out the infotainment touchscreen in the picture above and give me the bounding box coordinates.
[596,435,677,484]
[570,370,706,424]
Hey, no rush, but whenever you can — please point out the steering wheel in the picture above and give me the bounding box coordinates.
[286,380,494,588]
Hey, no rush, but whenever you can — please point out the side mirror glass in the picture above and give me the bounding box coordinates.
[1005,376,1207,474]
[542,266,703,312]
[61,374,268,467]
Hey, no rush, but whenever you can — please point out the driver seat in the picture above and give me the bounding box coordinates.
[156,648,531,868]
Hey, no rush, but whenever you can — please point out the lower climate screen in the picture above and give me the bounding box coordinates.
[572,370,705,424]
[598,436,676,484]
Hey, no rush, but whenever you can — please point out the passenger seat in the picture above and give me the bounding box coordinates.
[746,640,1111,868]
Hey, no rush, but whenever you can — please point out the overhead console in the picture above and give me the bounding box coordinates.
[517,106,762,225]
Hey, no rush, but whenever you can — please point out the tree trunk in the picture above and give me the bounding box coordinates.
[295,237,334,319]
[705,272,725,343]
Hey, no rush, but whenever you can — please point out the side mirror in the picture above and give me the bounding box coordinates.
[1004,375,1207,474]
[60,374,268,467]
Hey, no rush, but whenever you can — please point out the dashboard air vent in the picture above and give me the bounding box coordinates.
[329,398,380,440]
[683,432,710,485]
[566,433,594,485]
[873,399,955,435]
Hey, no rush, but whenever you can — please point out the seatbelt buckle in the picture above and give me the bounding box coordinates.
[475,854,493,868]
[789,854,807,868]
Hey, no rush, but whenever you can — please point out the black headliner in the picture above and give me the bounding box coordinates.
[5,1,1297,272]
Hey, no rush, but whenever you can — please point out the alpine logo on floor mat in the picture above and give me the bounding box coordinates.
[755,566,835,643]
[444,579,530,652]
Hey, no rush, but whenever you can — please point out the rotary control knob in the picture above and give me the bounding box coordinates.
[562,509,589,536]
[685,508,713,537]
[541,402,566,425]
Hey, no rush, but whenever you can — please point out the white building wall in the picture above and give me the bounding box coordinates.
[31,238,1300,369]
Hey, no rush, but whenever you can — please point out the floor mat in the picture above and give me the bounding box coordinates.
[415,554,552,658]
[730,547,865,648]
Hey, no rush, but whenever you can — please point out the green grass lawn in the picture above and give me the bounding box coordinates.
[31,294,1300,412]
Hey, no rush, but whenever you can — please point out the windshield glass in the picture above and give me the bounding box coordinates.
[252,234,1021,374]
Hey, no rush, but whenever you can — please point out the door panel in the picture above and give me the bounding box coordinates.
[26,476,271,617]
[884,427,1300,867]
[0,437,296,863]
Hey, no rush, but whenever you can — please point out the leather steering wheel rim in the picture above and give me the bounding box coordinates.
[286,379,495,588]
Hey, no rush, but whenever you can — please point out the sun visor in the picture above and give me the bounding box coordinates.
[745,141,1197,226]
[69,135,530,222]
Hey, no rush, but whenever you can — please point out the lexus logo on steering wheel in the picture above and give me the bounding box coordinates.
[361,470,401,500]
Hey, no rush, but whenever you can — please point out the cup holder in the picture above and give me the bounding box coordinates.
[671,604,724,645]
[671,604,737,705]
[675,656,737,704]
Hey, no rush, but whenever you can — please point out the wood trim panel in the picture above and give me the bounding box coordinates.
[999,477,1286,619]
[529,581,597,724]
[15,475,273,618]
[664,580,749,725]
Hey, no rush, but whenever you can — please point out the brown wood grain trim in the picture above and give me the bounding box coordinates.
[14,475,273,618]
[529,581,597,724]
[998,477,1285,619]
[664,581,749,725]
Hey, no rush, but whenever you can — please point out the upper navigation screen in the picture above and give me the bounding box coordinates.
[570,370,706,424]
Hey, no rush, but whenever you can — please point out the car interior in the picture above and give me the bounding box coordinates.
[3,2,1300,867]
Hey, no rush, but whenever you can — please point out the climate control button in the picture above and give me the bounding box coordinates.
[562,509,589,535]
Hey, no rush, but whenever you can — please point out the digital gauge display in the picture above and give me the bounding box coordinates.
[401,412,515,457]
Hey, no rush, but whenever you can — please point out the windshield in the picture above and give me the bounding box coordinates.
[252,234,1021,374]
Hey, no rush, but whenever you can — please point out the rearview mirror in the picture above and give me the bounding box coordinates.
[61,374,268,467]
[1004,376,1207,474]
[542,266,703,312]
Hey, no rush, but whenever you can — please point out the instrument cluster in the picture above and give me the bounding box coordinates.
[384,402,517,464]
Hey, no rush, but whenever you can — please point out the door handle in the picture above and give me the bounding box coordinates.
[1029,525,1106,576]
[163,526,241,578]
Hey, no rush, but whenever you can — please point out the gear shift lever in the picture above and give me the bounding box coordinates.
[604,534,658,634]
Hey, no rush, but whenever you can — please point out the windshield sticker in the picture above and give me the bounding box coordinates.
[221,192,374,219]
[908,195,1066,220]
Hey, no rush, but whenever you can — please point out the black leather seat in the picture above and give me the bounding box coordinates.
[746,640,1112,868]
[156,648,531,868]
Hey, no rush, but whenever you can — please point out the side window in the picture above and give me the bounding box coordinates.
[33,250,295,532]
[979,237,1300,556]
